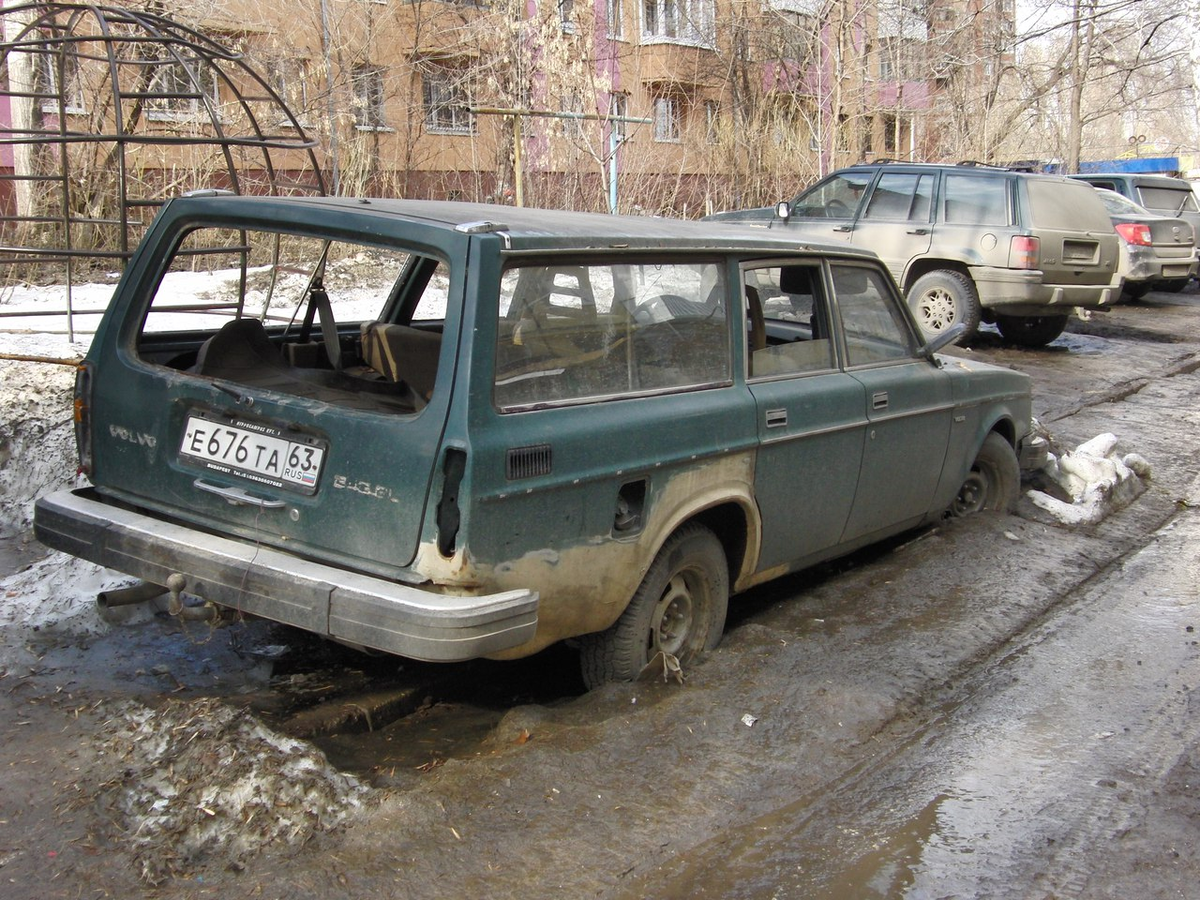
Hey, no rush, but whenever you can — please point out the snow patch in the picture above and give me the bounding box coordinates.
[97,697,370,884]
[1027,433,1150,526]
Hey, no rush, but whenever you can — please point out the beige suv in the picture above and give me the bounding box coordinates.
[707,162,1122,347]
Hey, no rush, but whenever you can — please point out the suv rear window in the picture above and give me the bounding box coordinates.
[1138,186,1198,214]
[1027,180,1111,231]
[494,261,730,410]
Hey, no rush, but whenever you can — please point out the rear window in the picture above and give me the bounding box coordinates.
[1137,186,1198,215]
[494,260,730,410]
[134,225,450,412]
[1027,180,1111,231]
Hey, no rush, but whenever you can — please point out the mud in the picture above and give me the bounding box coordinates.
[2,291,1200,898]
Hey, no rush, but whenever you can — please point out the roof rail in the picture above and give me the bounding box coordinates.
[955,160,1011,170]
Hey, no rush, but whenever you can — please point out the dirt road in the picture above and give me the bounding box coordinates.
[1,291,1197,899]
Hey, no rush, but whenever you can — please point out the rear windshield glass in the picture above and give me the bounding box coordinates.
[135,225,449,412]
[1137,187,1199,215]
[1027,180,1111,231]
[494,260,730,410]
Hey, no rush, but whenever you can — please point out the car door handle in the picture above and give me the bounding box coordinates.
[872,392,889,410]
[833,225,853,233]
[906,228,930,235]
[765,408,788,428]
[194,479,287,509]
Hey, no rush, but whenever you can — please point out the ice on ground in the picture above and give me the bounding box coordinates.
[97,697,370,884]
[1027,433,1150,526]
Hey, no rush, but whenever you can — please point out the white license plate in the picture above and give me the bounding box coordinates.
[1161,264,1191,277]
[180,414,326,494]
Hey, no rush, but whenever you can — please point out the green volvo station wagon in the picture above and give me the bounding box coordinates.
[34,196,1041,685]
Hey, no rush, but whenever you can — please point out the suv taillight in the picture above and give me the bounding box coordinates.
[1009,235,1040,270]
[73,362,93,477]
[1114,222,1153,246]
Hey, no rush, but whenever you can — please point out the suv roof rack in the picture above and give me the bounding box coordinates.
[955,160,1012,170]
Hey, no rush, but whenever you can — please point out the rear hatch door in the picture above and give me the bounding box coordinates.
[1025,179,1119,287]
[86,198,464,578]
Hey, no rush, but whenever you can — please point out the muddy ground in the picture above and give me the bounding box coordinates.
[1,291,1198,899]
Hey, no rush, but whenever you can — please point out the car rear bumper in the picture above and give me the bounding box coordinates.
[971,266,1122,312]
[33,489,539,662]
[1124,246,1198,283]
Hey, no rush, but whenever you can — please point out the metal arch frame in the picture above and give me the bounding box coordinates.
[0,3,328,340]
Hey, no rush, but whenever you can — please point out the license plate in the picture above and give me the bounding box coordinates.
[1161,264,1191,277]
[180,414,326,495]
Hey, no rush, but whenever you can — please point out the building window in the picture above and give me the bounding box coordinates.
[705,100,719,144]
[607,0,624,38]
[642,0,714,46]
[653,96,681,142]
[560,0,576,33]
[146,57,220,122]
[272,58,311,125]
[33,43,86,115]
[352,65,386,129]
[423,67,474,135]
[609,93,628,141]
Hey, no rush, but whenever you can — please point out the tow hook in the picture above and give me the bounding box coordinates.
[165,573,219,621]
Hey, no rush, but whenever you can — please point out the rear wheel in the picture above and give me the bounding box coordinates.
[994,313,1069,347]
[579,523,729,688]
[949,432,1020,517]
[906,270,981,344]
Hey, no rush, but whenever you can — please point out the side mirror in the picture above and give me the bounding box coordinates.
[774,201,791,223]
[920,323,967,359]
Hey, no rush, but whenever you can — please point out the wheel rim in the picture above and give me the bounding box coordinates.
[650,571,700,656]
[952,469,990,516]
[917,288,958,332]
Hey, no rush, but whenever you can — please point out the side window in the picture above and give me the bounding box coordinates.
[831,265,915,366]
[745,264,834,378]
[942,175,1010,226]
[793,171,874,219]
[862,173,934,222]
[494,261,730,410]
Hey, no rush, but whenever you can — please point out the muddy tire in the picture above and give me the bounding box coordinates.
[579,523,729,688]
[994,313,1069,347]
[949,432,1020,517]
[906,270,981,344]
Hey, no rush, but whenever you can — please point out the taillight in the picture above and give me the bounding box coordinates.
[1114,222,1153,246]
[73,362,93,478]
[1009,235,1040,270]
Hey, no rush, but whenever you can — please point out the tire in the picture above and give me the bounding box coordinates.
[906,270,981,343]
[994,313,1069,347]
[579,523,729,688]
[949,432,1020,517]
[1123,282,1152,301]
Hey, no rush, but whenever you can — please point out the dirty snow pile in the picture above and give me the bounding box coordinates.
[97,697,369,884]
[0,346,136,662]
[1027,433,1151,526]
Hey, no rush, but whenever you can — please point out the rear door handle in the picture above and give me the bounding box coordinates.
[872,392,889,410]
[906,228,930,235]
[194,479,286,508]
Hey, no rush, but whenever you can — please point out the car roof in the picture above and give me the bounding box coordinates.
[829,162,1076,183]
[164,194,883,261]
[1072,173,1189,186]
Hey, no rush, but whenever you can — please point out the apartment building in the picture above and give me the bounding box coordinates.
[1,0,1015,223]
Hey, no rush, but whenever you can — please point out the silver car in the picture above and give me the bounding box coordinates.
[1093,188,1198,299]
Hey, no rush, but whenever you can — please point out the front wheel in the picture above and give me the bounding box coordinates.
[949,432,1020,517]
[994,313,1069,347]
[579,523,729,688]
[906,270,981,344]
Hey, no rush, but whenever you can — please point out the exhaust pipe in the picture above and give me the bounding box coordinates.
[96,575,220,622]
[97,580,167,610]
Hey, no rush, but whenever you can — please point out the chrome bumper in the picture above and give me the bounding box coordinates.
[33,489,538,662]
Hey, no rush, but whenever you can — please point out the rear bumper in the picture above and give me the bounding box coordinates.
[971,266,1122,312]
[33,489,538,662]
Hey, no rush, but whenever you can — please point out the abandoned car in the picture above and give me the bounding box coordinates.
[34,196,1041,685]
